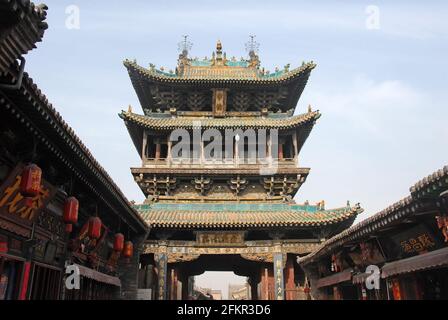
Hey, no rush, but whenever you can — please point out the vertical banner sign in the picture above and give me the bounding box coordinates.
[155,253,167,300]
[273,253,284,300]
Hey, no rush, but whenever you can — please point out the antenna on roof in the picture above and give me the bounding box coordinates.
[178,35,193,55]
[245,35,259,54]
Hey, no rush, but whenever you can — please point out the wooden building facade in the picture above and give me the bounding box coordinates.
[299,166,448,300]
[0,1,148,300]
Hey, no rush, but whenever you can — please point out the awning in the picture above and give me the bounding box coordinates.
[352,272,370,285]
[316,268,353,288]
[381,247,448,278]
[74,264,121,287]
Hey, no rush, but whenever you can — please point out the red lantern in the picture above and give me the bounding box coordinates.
[63,197,79,233]
[113,233,124,252]
[20,163,42,197]
[122,241,133,258]
[88,217,102,239]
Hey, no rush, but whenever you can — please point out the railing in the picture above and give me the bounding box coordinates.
[143,157,298,168]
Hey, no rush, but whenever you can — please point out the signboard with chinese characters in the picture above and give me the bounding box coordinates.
[390,224,441,258]
[155,253,167,300]
[196,231,245,247]
[212,89,227,117]
[273,253,285,300]
[0,164,56,226]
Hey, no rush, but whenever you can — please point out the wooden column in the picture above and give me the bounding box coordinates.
[170,268,175,300]
[142,130,148,163]
[155,141,161,160]
[285,256,296,300]
[145,264,154,289]
[200,140,205,164]
[167,137,172,164]
[278,143,284,160]
[174,269,179,300]
[234,137,239,165]
[261,266,269,300]
[18,261,31,300]
[267,132,272,159]
[268,267,275,300]
[292,132,298,165]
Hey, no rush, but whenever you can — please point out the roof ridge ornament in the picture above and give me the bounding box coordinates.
[177,35,193,75]
[245,35,259,54]
[213,39,226,66]
[245,35,260,68]
[177,35,192,56]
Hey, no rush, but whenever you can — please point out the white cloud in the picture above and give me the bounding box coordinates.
[306,75,424,137]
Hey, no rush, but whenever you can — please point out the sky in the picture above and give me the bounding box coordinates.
[24,1,448,296]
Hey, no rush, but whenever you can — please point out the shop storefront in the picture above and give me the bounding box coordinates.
[299,165,448,300]
[382,247,448,300]
[0,253,27,300]
[63,264,121,300]
[0,163,64,300]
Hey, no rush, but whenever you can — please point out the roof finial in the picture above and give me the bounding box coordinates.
[216,39,223,60]
[245,35,260,54]
[246,35,260,68]
[177,35,193,56]
[308,104,312,113]
[128,105,132,113]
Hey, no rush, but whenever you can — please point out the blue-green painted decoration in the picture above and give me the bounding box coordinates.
[133,202,341,213]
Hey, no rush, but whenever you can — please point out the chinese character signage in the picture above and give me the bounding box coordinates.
[390,224,441,258]
[155,253,167,300]
[0,164,56,225]
[273,253,284,300]
[196,231,245,246]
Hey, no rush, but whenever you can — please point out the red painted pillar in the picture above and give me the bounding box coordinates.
[278,144,284,160]
[285,256,296,300]
[18,261,31,300]
[155,143,161,160]
[169,268,175,300]
[173,269,178,300]
[261,267,269,300]
[267,267,275,300]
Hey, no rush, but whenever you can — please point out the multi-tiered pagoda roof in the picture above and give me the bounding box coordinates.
[121,39,362,238]
[124,40,315,115]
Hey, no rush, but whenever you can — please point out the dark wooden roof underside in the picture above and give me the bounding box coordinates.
[124,60,315,115]
[0,0,48,73]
